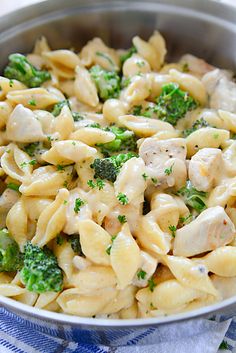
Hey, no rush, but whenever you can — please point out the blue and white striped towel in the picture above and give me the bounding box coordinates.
[0,307,236,353]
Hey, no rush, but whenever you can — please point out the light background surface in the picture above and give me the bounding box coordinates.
[0,0,235,16]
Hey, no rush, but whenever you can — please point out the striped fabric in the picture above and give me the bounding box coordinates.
[0,307,235,352]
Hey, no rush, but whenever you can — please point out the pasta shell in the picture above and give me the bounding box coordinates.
[7,88,60,109]
[42,140,97,165]
[78,219,111,266]
[31,188,69,246]
[19,165,73,196]
[110,223,140,289]
[57,287,117,317]
[119,114,174,137]
[6,104,45,143]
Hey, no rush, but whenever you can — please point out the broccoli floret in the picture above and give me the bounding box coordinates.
[90,152,137,182]
[120,46,137,65]
[51,99,84,122]
[4,54,51,88]
[20,242,63,293]
[90,65,121,101]
[145,83,198,126]
[0,229,23,272]
[177,180,207,213]
[97,126,137,156]
[182,118,209,137]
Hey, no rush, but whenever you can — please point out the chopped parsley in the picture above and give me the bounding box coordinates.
[117,215,127,224]
[219,340,229,350]
[28,159,37,166]
[74,198,85,213]
[117,192,129,205]
[20,160,36,168]
[168,225,177,238]
[151,177,158,184]
[137,269,147,280]
[179,214,192,225]
[89,122,101,128]
[57,165,65,171]
[28,99,36,106]
[87,179,105,190]
[87,180,96,189]
[106,235,117,255]
[20,162,27,168]
[96,179,105,190]
[142,173,148,180]
[164,164,174,176]
[6,182,20,192]
[148,277,157,292]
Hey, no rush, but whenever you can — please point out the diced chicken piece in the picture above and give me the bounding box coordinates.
[140,138,187,164]
[202,69,236,112]
[174,206,235,257]
[188,148,223,192]
[179,54,214,77]
[139,138,187,189]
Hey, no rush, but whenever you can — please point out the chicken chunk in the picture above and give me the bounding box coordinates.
[202,69,236,112]
[139,138,187,189]
[173,206,235,257]
[188,148,223,192]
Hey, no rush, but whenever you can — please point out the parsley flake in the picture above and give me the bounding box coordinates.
[168,225,177,238]
[142,173,148,180]
[137,269,147,280]
[148,277,157,292]
[28,159,37,166]
[74,198,85,213]
[117,192,129,205]
[87,180,96,189]
[6,182,20,192]
[28,99,36,106]
[164,164,174,176]
[117,215,127,224]
[219,340,229,350]
[57,165,65,171]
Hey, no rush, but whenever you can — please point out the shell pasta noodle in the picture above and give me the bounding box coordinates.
[1,30,236,319]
